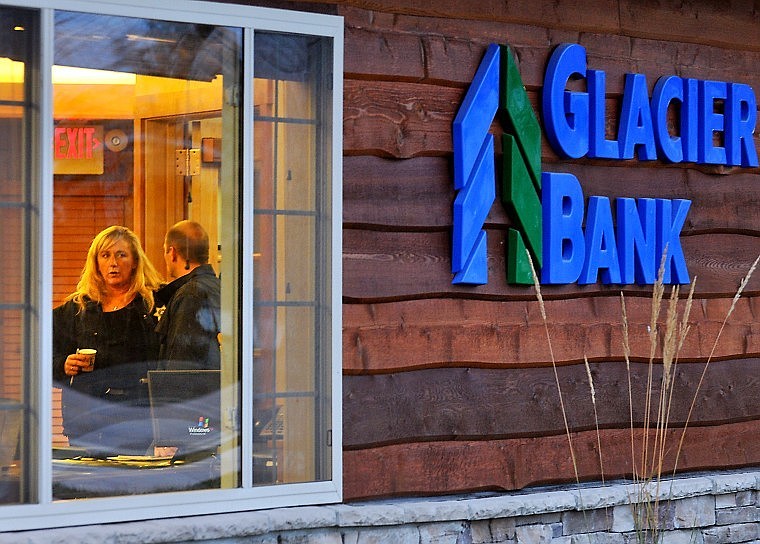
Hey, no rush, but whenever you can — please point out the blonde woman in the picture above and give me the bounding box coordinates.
[53,226,162,455]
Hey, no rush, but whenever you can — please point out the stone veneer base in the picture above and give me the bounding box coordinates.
[3,469,760,543]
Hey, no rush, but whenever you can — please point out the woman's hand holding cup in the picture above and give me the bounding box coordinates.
[67,349,97,384]
[77,348,97,371]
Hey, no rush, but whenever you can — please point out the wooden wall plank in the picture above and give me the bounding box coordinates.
[343,9,760,91]
[344,26,426,83]
[343,359,760,447]
[343,418,760,500]
[54,181,131,197]
[618,1,760,51]
[343,156,453,229]
[344,79,459,159]
[344,82,760,163]
[343,297,760,373]
[344,156,760,234]
[343,230,760,301]
[338,0,621,32]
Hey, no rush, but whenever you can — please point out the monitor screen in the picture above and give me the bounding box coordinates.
[147,370,221,457]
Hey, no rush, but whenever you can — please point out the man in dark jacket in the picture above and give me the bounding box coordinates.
[155,220,221,370]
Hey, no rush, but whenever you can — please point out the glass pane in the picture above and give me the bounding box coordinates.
[277,123,316,211]
[279,215,315,301]
[0,206,23,307]
[0,7,37,505]
[51,11,242,500]
[253,31,333,485]
[252,214,316,302]
[253,119,275,210]
[0,59,24,103]
[0,309,24,504]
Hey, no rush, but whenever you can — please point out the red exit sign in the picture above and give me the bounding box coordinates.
[53,124,104,175]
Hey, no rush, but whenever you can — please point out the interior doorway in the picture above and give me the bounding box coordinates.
[143,114,222,277]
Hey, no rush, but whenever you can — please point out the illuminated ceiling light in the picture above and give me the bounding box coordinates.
[0,58,25,82]
[13,26,24,31]
[52,65,136,85]
[125,34,176,44]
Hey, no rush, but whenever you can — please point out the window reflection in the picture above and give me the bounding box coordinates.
[0,6,37,505]
[253,32,333,485]
[41,12,334,501]
[54,13,230,82]
[51,12,242,499]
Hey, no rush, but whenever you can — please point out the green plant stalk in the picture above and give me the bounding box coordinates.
[661,280,695,485]
[620,294,639,491]
[642,250,667,483]
[525,251,580,485]
[584,356,604,485]
[526,250,593,544]
[652,284,681,529]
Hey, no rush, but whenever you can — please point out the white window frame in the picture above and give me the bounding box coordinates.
[0,0,343,530]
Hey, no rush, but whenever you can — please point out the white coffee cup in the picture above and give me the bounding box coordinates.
[77,348,97,372]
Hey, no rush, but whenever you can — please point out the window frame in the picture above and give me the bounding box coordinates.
[1,0,343,530]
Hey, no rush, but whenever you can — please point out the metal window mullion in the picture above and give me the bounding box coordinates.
[252,301,315,308]
[0,303,27,311]
[240,24,255,490]
[271,76,280,440]
[330,22,344,498]
[255,391,316,400]
[313,38,328,479]
[36,4,55,506]
[255,115,316,126]
[253,209,316,217]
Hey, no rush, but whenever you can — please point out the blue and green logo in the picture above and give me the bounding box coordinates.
[452,44,541,285]
[452,43,757,287]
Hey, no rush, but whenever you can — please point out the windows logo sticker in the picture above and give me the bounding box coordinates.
[188,416,213,434]
[452,43,542,285]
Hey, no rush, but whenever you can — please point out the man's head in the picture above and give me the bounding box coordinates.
[163,220,210,280]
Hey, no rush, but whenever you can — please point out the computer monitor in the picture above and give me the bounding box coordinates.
[147,370,221,458]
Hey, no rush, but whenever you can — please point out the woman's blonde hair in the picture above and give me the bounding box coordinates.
[67,226,162,312]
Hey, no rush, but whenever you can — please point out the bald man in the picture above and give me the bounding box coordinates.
[154,220,221,370]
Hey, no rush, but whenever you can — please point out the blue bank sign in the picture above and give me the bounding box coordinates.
[451,42,758,286]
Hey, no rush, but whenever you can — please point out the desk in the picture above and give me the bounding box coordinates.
[53,455,221,499]
[0,465,20,504]
[2,452,274,501]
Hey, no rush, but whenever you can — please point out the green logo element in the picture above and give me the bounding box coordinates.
[499,45,543,284]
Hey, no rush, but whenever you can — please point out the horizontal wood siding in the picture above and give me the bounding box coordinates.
[344,359,760,448]
[337,1,760,500]
[343,297,760,372]
[344,419,760,500]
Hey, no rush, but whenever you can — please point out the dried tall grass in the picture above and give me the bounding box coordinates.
[527,249,760,543]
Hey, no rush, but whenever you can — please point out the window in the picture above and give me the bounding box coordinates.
[0,0,342,530]
[0,5,39,508]
[253,32,334,485]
